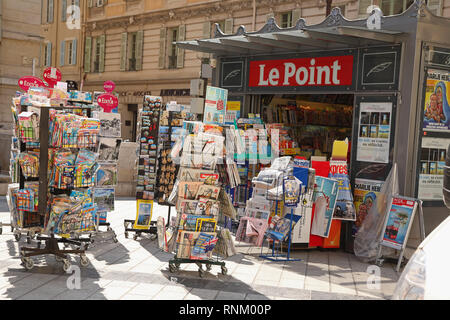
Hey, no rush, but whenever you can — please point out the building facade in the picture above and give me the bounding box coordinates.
[0,0,43,188]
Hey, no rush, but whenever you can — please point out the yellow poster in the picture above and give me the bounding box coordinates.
[423,69,450,132]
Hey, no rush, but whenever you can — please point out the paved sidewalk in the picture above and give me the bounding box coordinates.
[0,197,399,300]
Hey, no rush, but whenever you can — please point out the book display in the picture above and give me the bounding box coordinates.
[166,122,239,277]
[7,84,107,271]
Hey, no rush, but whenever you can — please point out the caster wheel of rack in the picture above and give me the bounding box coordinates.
[133,234,138,241]
[0,227,2,235]
[107,227,112,232]
[24,258,34,271]
[124,232,129,239]
[169,263,176,273]
[37,241,42,249]
[26,237,31,245]
[198,268,205,278]
[80,256,90,267]
[11,226,14,232]
[206,264,212,271]
[112,236,118,243]
[62,260,71,272]
[15,233,21,242]
[221,266,228,275]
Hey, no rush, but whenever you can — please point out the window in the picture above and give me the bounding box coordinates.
[47,0,54,23]
[93,37,101,73]
[280,11,293,28]
[128,32,138,71]
[67,40,77,65]
[168,28,178,69]
[380,0,414,15]
[44,42,52,67]
[120,31,143,71]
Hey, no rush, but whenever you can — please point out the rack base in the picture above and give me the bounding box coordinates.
[20,234,91,271]
[168,258,227,278]
[124,219,157,240]
[89,222,118,245]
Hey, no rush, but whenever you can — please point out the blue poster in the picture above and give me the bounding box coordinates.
[382,197,416,250]
[328,161,356,221]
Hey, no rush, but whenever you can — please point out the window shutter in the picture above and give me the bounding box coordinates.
[159,28,166,69]
[84,36,92,72]
[176,25,185,69]
[72,39,77,65]
[120,32,128,71]
[136,30,144,71]
[224,18,233,34]
[46,42,52,67]
[88,0,93,8]
[99,34,106,73]
[428,0,442,16]
[292,8,301,25]
[60,41,66,66]
[203,21,211,39]
[62,0,67,22]
[358,0,372,16]
[48,0,54,23]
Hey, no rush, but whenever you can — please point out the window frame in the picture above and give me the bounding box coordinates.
[168,27,179,70]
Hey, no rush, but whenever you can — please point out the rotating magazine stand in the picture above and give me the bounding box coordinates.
[18,105,93,271]
[260,175,302,262]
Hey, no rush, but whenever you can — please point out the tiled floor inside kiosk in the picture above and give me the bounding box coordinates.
[0,197,399,300]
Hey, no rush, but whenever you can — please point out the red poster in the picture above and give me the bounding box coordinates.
[18,76,46,91]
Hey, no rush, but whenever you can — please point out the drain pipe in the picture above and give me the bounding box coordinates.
[252,0,256,31]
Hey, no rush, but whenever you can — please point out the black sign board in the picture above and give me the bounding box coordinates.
[66,80,78,91]
[358,45,401,91]
[426,46,450,69]
[221,60,244,89]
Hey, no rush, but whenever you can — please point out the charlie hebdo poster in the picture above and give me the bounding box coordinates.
[423,69,450,132]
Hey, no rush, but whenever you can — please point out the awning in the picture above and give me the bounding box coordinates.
[177,6,408,57]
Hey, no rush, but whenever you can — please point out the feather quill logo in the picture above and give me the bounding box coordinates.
[224,69,240,82]
[366,62,392,77]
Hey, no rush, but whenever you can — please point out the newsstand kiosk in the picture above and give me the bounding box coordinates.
[177,0,450,254]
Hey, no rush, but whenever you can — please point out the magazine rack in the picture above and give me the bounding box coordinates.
[260,174,304,262]
[16,104,97,270]
[167,127,238,278]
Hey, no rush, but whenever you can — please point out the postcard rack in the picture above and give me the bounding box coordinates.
[16,104,97,271]
[167,127,238,278]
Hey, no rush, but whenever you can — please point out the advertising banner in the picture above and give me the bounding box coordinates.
[357,102,392,164]
[329,161,356,221]
[423,69,450,132]
[203,86,228,125]
[353,178,383,230]
[311,176,339,238]
[418,137,449,200]
[381,197,417,250]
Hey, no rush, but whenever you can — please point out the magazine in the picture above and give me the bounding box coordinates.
[95,112,121,137]
[196,184,220,200]
[195,197,219,217]
[93,188,115,212]
[178,181,203,200]
[97,138,122,162]
[96,163,118,186]
[196,218,217,233]
[191,233,218,260]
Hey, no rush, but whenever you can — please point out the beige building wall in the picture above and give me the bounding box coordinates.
[0,0,42,179]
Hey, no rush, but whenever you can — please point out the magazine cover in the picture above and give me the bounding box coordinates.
[134,199,153,230]
[328,161,356,221]
[196,217,217,233]
[178,214,205,231]
[96,163,118,186]
[191,233,218,260]
[203,86,228,125]
[96,112,121,137]
[177,199,199,214]
[196,184,220,200]
[178,182,203,200]
[177,231,216,259]
[97,138,122,162]
[195,197,219,217]
[93,188,115,212]
[311,176,339,238]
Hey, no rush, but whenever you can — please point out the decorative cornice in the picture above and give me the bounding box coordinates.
[85,0,302,32]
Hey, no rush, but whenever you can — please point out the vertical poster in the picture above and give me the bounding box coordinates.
[311,176,339,238]
[381,197,417,250]
[353,178,384,231]
[329,161,356,221]
[225,100,241,125]
[203,86,228,125]
[418,137,449,200]
[357,102,392,163]
[423,69,450,132]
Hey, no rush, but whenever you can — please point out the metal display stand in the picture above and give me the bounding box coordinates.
[375,196,425,272]
[260,175,302,262]
[18,104,94,271]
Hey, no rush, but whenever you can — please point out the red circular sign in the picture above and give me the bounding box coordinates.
[18,76,46,91]
[43,67,62,88]
[97,93,119,113]
[103,81,116,93]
